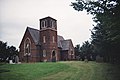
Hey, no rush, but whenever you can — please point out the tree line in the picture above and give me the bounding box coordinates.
[74,41,95,61]
[72,0,120,63]
[0,41,18,62]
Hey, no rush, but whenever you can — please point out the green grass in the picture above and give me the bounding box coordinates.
[0,61,120,80]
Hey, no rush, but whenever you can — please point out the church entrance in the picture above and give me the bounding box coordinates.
[52,50,56,62]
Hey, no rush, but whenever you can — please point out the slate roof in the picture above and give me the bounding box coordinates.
[57,35,64,48]
[60,39,72,50]
[39,16,57,21]
[27,27,40,45]
[27,27,72,50]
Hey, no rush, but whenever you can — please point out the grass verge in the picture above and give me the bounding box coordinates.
[0,61,120,80]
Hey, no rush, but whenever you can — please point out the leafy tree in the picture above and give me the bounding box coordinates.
[80,41,94,60]
[71,0,120,63]
[74,44,81,60]
[74,44,80,56]
[0,41,18,62]
[0,41,7,61]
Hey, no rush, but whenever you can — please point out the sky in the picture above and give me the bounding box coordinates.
[0,0,94,49]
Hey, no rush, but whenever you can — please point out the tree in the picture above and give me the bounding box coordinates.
[80,41,94,60]
[74,44,80,56]
[71,0,120,63]
[0,41,7,61]
[0,41,18,62]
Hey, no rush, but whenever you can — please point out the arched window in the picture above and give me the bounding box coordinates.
[51,20,56,29]
[41,20,47,28]
[24,38,31,56]
[41,21,44,28]
[53,21,56,28]
[43,50,46,57]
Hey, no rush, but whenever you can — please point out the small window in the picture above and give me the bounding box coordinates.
[41,20,47,28]
[51,21,56,28]
[41,21,44,28]
[43,50,46,57]
[45,20,47,27]
[43,36,46,43]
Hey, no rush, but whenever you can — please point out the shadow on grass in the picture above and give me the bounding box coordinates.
[0,63,6,66]
[0,69,10,73]
[0,63,10,73]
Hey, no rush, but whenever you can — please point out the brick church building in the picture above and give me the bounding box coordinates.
[19,16,75,62]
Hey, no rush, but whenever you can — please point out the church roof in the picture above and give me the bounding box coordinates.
[27,27,40,45]
[60,39,72,50]
[57,35,64,48]
[39,16,57,21]
[57,36,73,50]
[27,27,73,50]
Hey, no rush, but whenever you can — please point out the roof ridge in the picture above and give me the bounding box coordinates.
[27,27,39,31]
[39,16,57,21]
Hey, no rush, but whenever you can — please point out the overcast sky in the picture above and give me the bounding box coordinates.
[0,0,94,49]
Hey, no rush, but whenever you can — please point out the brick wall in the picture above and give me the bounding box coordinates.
[19,28,40,62]
[40,29,59,61]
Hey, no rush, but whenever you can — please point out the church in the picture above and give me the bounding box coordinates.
[19,16,75,62]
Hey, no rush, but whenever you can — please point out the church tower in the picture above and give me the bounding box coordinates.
[39,16,58,62]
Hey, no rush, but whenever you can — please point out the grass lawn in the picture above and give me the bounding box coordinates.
[0,61,120,80]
